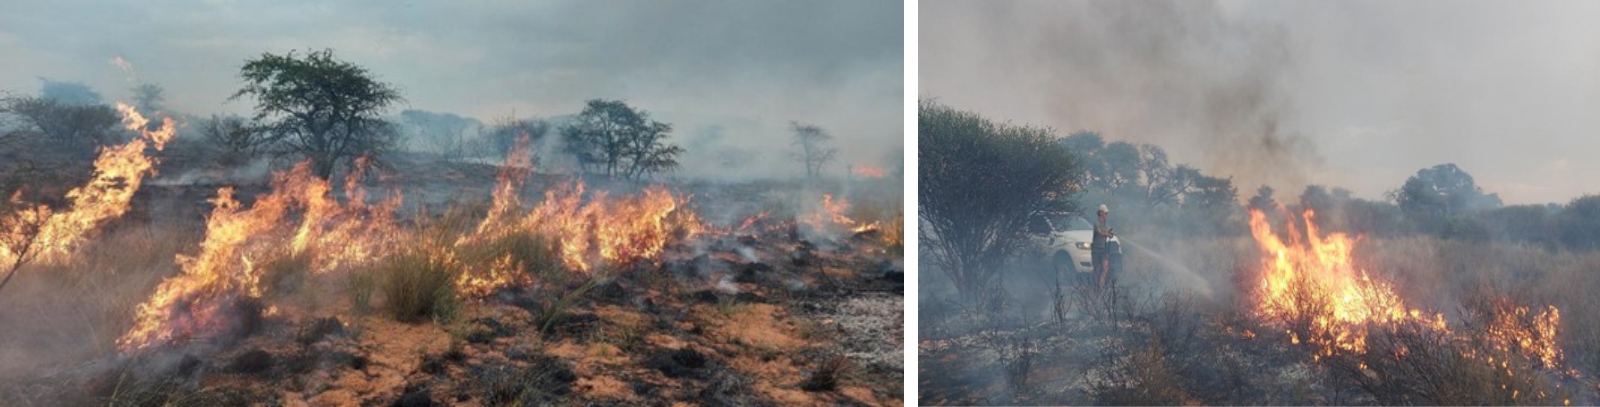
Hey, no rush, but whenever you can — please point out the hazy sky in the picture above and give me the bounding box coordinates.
[0,0,903,179]
[923,0,1600,205]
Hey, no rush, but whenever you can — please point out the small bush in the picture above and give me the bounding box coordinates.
[800,355,851,392]
[1326,319,1566,406]
[347,272,375,313]
[475,357,575,405]
[378,249,463,323]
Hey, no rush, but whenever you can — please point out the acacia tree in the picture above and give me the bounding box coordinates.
[789,121,837,180]
[1395,163,1503,220]
[130,84,166,114]
[0,96,120,148]
[561,99,682,180]
[231,49,402,179]
[920,100,1082,307]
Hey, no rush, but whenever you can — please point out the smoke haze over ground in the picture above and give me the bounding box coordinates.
[0,0,903,180]
[923,0,1600,205]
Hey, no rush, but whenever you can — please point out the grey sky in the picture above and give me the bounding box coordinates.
[0,0,903,180]
[923,0,1600,205]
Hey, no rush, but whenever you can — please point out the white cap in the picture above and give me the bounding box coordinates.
[1098,204,1109,214]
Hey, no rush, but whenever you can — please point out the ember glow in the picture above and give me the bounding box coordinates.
[852,165,887,178]
[1,103,174,267]
[1247,208,1448,356]
[1482,301,1563,369]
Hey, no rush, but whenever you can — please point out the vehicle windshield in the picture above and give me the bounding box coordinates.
[1052,215,1093,232]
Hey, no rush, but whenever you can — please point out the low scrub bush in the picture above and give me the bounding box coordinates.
[377,249,463,323]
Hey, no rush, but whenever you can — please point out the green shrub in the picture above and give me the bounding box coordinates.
[347,271,376,314]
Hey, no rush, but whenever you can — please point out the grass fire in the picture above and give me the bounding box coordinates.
[920,1,1600,405]
[920,96,1600,406]
[0,2,903,404]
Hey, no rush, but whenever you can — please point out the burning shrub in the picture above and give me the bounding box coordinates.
[118,159,406,349]
[1247,207,1451,357]
[1323,318,1569,406]
[377,248,464,323]
[456,230,562,283]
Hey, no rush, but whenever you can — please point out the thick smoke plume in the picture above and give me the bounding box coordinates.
[923,0,1320,193]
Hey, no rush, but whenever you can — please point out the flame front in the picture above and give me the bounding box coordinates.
[1,103,174,267]
[462,134,702,278]
[119,162,400,350]
[1248,208,1565,371]
[1247,208,1447,356]
[801,194,881,236]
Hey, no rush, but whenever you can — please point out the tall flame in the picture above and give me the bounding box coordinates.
[1,103,173,267]
[119,161,400,350]
[1249,208,1564,370]
[1248,208,1447,356]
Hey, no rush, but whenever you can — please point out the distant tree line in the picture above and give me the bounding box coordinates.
[1065,132,1600,251]
[1058,131,1243,237]
[1,49,874,189]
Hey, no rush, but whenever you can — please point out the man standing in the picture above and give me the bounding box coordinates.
[1093,204,1114,289]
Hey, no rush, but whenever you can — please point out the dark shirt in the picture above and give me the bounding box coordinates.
[1093,216,1110,247]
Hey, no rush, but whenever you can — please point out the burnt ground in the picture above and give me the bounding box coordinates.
[918,241,1600,406]
[0,149,904,406]
[918,292,1336,406]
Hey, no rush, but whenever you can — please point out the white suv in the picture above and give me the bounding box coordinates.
[1029,214,1120,277]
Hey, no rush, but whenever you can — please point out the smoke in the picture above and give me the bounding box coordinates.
[927,0,1600,205]
[924,0,1319,195]
[0,0,902,185]
[108,56,136,83]
[1122,239,1215,299]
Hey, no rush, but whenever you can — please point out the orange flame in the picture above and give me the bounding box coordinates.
[1248,208,1447,356]
[462,135,702,279]
[800,194,881,237]
[1482,301,1563,369]
[119,185,281,350]
[119,162,401,350]
[1249,208,1564,369]
[851,165,887,178]
[1,103,173,267]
